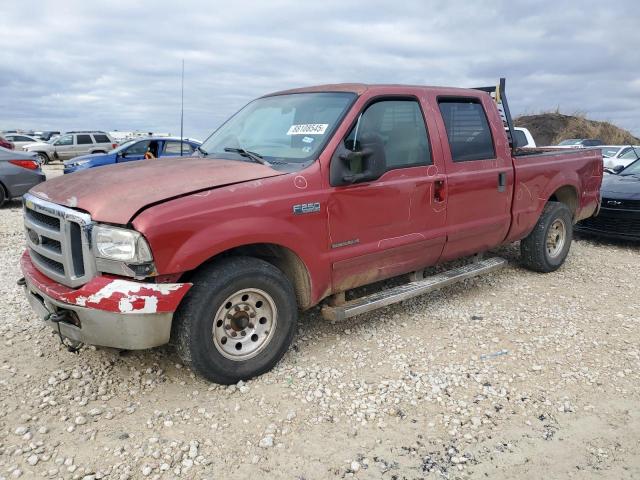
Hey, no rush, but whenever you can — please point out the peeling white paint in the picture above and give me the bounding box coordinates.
[76,280,185,313]
[66,196,78,207]
[118,295,159,314]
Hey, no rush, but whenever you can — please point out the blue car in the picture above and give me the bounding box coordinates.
[63,137,201,174]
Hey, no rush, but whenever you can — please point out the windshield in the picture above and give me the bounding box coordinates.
[200,92,356,163]
[558,139,582,146]
[621,158,640,175]
[600,147,621,158]
[111,140,138,153]
[619,147,640,160]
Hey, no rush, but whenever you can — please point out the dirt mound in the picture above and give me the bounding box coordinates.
[515,113,640,147]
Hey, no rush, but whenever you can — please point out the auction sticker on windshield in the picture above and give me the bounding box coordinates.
[287,124,328,135]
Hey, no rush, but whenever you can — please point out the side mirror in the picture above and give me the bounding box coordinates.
[613,165,625,174]
[330,138,385,187]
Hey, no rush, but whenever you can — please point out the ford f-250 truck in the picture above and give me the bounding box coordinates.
[19,79,602,384]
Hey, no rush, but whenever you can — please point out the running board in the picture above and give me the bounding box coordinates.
[321,257,507,322]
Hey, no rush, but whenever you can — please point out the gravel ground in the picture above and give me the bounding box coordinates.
[1,165,639,479]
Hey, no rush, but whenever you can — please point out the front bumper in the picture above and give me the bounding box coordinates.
[20,251,191,350]
[576,206,640,241]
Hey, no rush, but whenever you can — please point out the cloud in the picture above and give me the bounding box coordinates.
[0,0,638,140]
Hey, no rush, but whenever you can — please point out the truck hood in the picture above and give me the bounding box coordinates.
[24,141,51,150]
[30,156,285,223]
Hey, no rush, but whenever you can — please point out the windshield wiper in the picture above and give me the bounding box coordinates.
[223,147,270,166]
[196,146,209,156]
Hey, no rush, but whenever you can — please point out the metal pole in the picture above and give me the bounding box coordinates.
[180,59,184,156]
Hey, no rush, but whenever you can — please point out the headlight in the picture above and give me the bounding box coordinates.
[70,160,90,167]
[93,225,153,263]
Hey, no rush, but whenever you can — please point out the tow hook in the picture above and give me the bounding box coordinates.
[46,310,84,354]
[17,277,26,287]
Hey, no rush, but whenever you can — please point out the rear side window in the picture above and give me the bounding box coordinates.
[76,134,93,145]
[164,141,194,154]
[344,99,431,170]
[438,99,495,162]
[93,134,110,143]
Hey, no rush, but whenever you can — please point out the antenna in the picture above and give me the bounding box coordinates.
[180,59,184,156]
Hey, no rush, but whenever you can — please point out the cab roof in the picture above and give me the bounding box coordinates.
[266,83,489,98]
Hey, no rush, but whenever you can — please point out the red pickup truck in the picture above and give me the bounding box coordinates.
[20,79,602,383]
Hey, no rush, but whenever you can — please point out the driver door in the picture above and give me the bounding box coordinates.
[327,98,447,292]
[53,134,75,160]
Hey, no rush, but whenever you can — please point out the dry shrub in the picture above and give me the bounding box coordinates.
[514,113,640,146]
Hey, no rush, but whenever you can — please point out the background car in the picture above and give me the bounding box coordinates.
[0,146,45,206]
[63,137,201,173]
[35,131,61,141]
[3,134,40,150]
[512,127,536,148]
[601,145,640,169]
[555,138,605,148]
[0,135,14,150]
[24,131,117,164]
[577,158,640,241]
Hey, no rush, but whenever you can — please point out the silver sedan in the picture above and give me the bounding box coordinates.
[0,146,46,206]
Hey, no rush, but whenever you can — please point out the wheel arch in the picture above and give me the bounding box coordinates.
[548,184,579,219]
[181,243,313,310]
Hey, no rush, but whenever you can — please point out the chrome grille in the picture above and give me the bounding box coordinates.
[23,193,96,287]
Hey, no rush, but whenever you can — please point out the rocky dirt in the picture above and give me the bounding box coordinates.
[1,165,639,479]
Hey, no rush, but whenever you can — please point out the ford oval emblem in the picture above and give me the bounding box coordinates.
[28,229,40,245]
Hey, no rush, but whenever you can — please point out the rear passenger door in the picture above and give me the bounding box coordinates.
[74,134,94,157]
[435,97,513,261]
[327,97,447,291]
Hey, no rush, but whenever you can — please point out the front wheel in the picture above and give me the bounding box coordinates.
[520,201,573,273]
[36,152,50,165]
[173,257,298,384]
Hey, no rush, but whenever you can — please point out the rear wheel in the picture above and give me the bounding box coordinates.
[520,201,573,272]
[0,184,6,207]
[173,256,297,384]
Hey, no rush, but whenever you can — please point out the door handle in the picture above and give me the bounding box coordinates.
[434,180,446,203]
[498,172,507,192]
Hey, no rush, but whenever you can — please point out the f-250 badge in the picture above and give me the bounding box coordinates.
[292,202,320,215]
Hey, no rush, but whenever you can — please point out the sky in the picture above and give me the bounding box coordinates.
[1,0,639,141]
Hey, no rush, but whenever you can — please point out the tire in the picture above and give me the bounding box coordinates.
[36,152,50,165]
[520,201,573,273]
[0,183,6,207]
[173,256,298,384]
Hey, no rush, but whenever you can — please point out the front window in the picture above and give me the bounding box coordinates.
[200,92,355,164]
[55,135,73,146]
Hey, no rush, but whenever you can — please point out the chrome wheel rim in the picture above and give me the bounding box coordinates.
[212,288,277,361]
[546,219,566,258]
